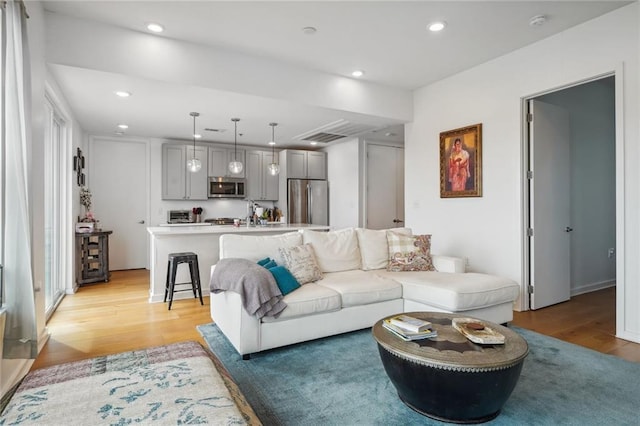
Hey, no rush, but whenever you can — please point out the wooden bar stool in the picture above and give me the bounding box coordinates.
[164,252,203,310]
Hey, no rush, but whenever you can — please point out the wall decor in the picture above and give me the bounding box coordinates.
[439,123,482,198]
[74,147,85,187]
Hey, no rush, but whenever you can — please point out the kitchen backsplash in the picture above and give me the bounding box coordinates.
[155,199,276,225]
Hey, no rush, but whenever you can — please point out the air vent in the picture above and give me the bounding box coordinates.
[301,132,348,143]
[293,119,379,143]
[204,128,226,133]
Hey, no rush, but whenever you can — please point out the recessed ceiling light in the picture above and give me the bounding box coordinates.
[194,134,202,139]
[114,131,124,136]
[115,91,131,98]
[310,141,318,145]
[428,21,446,32]
[529,15,547,27]
[351,70,365,78]
[268,141,276,145]
[385,132,397,137]
[302,26,317,35]
[147,23,164,33]
[117,124,129,129]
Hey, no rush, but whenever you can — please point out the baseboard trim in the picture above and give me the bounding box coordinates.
[571,280,616,297]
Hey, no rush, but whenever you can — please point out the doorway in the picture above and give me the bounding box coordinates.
[524,76,616,311]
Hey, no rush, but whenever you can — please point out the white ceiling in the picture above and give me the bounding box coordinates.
[41,1,630,148]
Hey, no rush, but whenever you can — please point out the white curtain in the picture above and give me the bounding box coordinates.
[2,0,37,359]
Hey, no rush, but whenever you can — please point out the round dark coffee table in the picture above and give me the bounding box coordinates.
[373,312,528,424]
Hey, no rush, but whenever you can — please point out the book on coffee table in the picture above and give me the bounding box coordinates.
[383,319,438,341]
[388,314,432,333]
[452,318,505,344]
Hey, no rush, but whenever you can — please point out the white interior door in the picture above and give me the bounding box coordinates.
[90,137,148,270]
[529,100,571,309]
[366,144,404,229]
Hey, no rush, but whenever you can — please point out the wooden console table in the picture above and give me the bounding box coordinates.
[75,230,112,285]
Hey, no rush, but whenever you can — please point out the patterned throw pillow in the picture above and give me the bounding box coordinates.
[386,232,435,272]
[278,244,323,284]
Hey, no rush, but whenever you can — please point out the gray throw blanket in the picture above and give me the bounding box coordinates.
[210,258,287,319]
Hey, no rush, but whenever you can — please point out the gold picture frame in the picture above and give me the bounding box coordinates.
[439,123,482,198]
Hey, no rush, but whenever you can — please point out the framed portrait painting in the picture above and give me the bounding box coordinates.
[439,123,482,198]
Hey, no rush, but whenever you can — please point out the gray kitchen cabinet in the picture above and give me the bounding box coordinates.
[162,143,208,200]
[246,150,279,201]
[281,149,327,180]
[208,145,245,178]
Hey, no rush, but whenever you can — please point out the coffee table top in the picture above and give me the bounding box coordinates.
[373,312,528,372]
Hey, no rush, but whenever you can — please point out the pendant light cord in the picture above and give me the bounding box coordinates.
[271,124,276,162]
[192,114,197,156]
[234,119,238,161]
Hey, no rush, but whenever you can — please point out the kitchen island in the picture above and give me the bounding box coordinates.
[146,223,330,303]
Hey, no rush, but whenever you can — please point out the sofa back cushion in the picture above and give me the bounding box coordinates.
[301,228,361,273]
[219,232,303,264]
[355,227,412,270]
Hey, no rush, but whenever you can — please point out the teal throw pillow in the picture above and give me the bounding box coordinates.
[262,260,277,269]
[257,257,271,266]
[268,266,301,296]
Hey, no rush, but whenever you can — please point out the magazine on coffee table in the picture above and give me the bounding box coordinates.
[452,318,505,344]
[388,314,432,333]
[383,319,438,341]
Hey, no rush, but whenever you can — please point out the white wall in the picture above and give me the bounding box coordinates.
[407,4,639,342]
[538,78,616,295]
[324,138,360,228]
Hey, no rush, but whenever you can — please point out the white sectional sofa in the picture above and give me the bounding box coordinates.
[209,228,519,359]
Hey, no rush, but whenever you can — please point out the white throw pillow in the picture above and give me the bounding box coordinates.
[279,244,323,284]
[356,227,412,270]
[302,228,361,272]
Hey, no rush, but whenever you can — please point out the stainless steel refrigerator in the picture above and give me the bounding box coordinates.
[287,179,328,225]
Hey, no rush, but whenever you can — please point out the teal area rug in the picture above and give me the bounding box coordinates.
[198,324,640,425]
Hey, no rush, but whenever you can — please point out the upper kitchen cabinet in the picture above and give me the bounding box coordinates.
[208,145,246,178]
[281,149,327,180]
[246,150,279,201]
[162,144,208,200]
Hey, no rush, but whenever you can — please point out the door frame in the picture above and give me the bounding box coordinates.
[362,138,405,230]
[43,83,74,306]
[520,68,625,337]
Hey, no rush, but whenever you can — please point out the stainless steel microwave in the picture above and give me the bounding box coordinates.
[208,177,246,198]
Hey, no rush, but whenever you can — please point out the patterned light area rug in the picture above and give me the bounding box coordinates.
[0,341,260,425]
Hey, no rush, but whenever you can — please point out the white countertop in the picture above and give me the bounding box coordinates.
[147,223,331,236]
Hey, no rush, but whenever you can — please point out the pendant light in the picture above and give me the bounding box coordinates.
[187,112,202,173]
[228,118,243,174]
[267,122,280,175]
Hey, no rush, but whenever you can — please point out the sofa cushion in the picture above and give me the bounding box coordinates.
[316,270,402,307]
[387,232,435,272]
[220,232,302,264]
[375,270,519,312]
[261,283,341,323]
[302,228,361,273]
[355,227,412,271]
[279,244,323,284]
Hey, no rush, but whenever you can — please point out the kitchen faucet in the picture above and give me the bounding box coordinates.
[246,199,256,226]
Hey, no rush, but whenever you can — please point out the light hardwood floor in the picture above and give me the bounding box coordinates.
[512,286,640,362]
[33,270,640,370]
